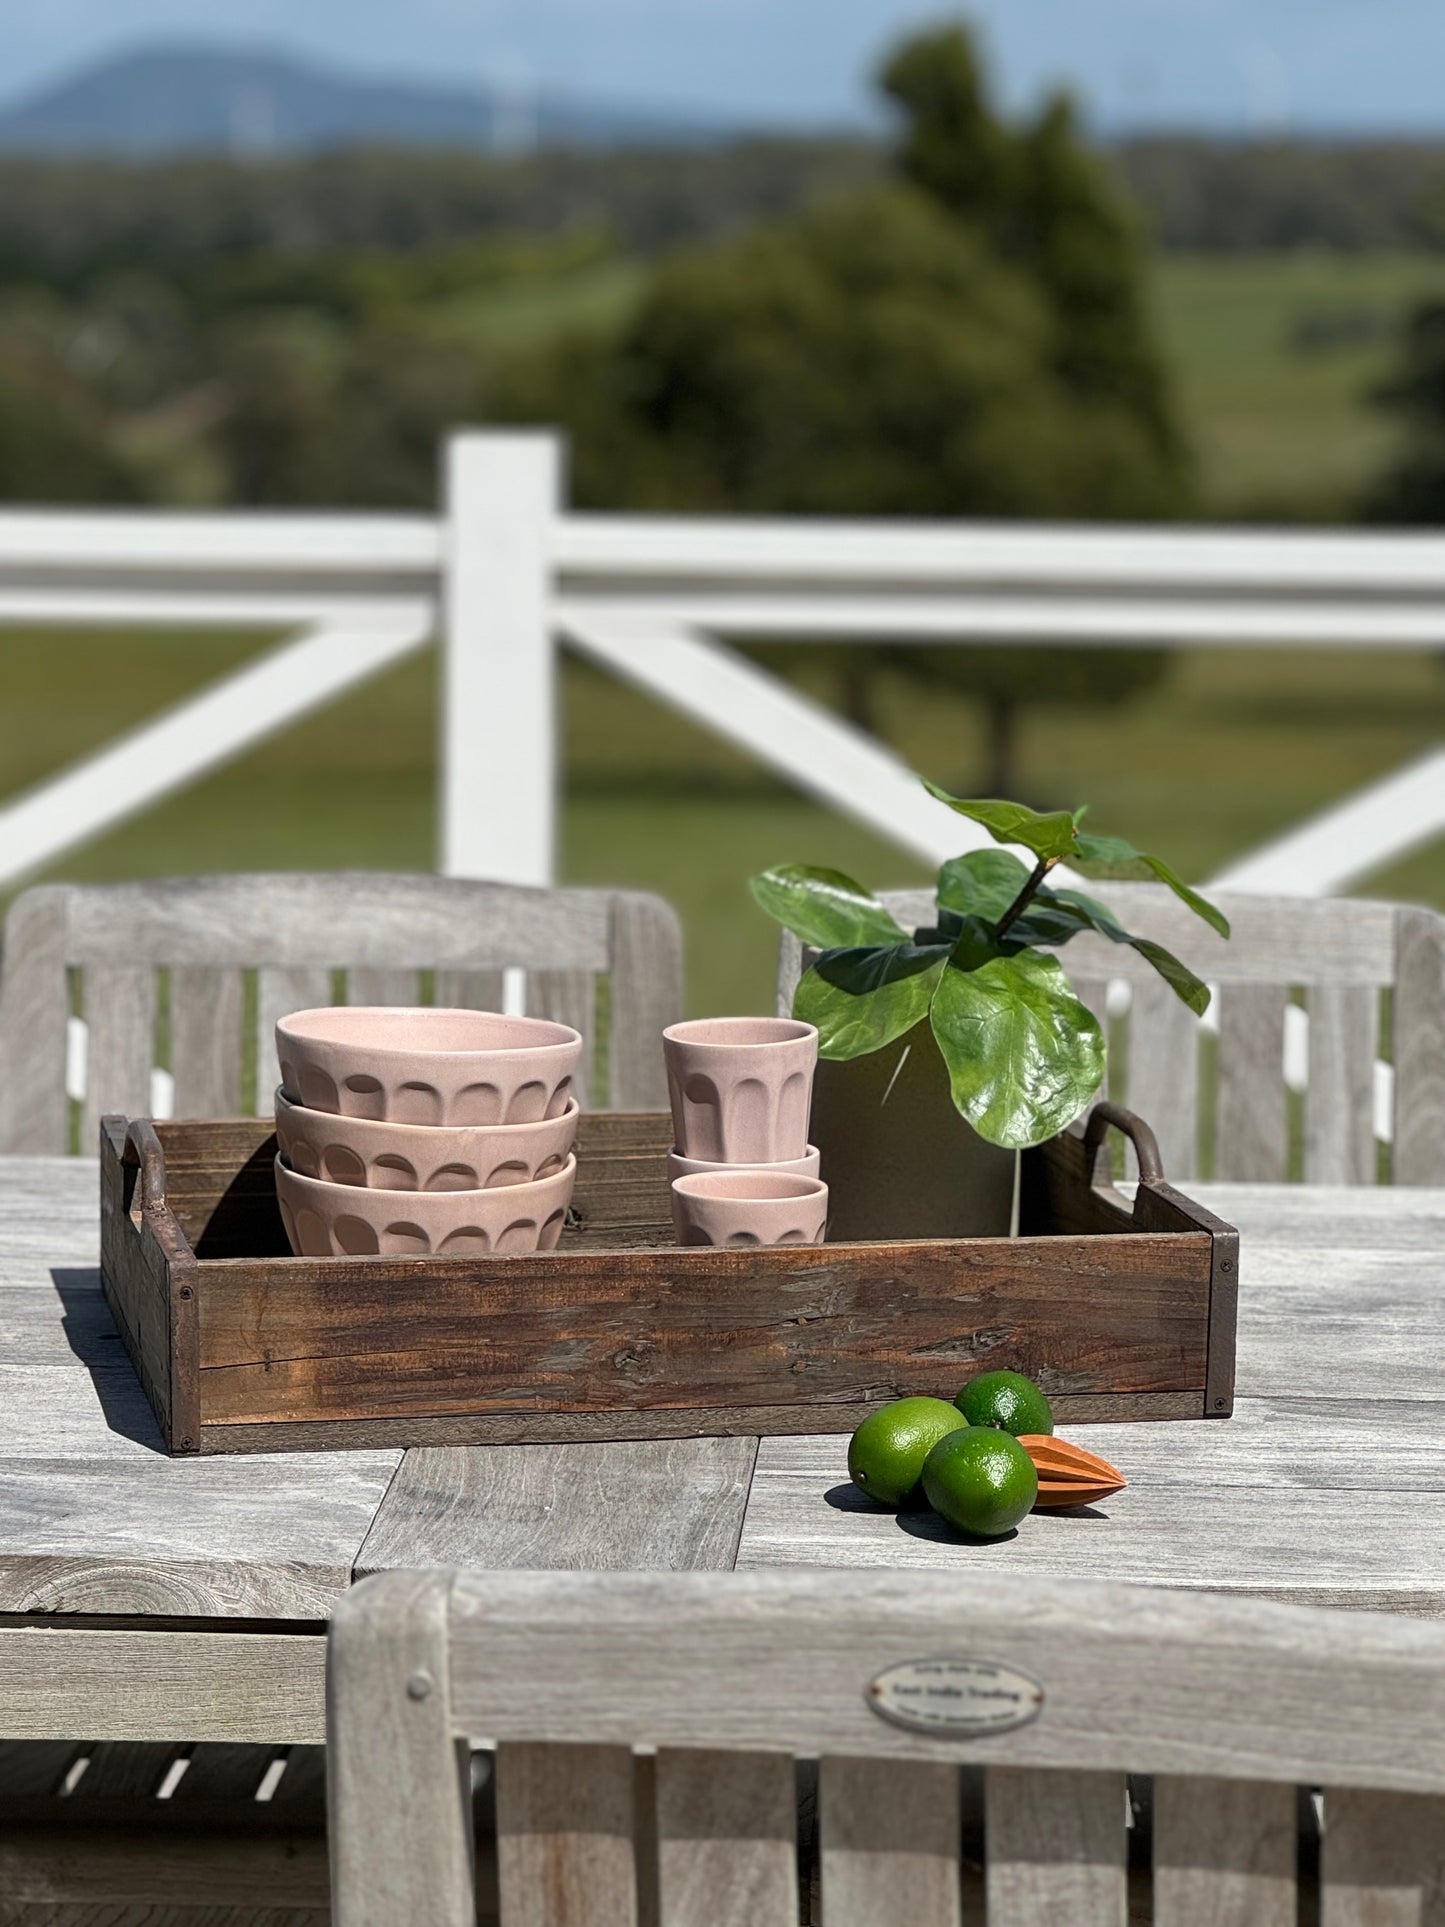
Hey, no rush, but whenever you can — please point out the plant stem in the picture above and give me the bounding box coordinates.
[994,855,1059,940]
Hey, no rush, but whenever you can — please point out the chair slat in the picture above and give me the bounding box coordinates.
[1125,978,1199,1180]
[1216,985,1289,1182]
[985,1767,1126,1927]
[609,894,683,1112]
[1394,906,1445,1184]
[819,1757,960,1927]
[1153,1775,1295,1927]
[496,1742,638,1927]
[172,1740,275,1801]
[529,970,596,1110]
[72,1739,183,1799]
[655,1748,797,1927]
[1321,1786,1445,1925]
[0,887,69,1154]
[434,968,507,1014]
[81,965,156,1153]
[1071,979,1111,1090]
[169,966,244,1118]
[347,969,422,1008]
[0,1740,84,1798]
[1305,985,1377,1184]
[258,967,333,1106]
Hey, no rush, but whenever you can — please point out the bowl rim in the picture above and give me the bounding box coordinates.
[274,1087,581,1141]
[274,1148,577,1206]
[667,1144,818,1171]
[275,1005,583,1061]
[662,1016,816,1053]
[671,1169,826,1202]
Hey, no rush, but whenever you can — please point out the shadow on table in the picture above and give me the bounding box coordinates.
[824,1480,1111,1537]
[51,1266,167,1453]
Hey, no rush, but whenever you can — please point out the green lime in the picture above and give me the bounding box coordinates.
[848,1398,970,1509]
[954,1370,1054,1437]
[921,1427,1038,1539]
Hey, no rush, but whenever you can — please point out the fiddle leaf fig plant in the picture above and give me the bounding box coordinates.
[751,781,1230,1151]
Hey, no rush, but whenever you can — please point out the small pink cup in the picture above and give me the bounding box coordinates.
[670,1169,828,1249]
[663,1016,817,1164]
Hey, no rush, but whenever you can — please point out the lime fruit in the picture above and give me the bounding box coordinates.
[921,1427,1039,1539]
[848,1397,970,1508]
[954,1369,1054,1437]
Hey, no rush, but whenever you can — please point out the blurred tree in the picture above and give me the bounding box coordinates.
[0,309,141,502]
[504,21,1189,790]
[210,310,487,506]
[1366,301,1445,523]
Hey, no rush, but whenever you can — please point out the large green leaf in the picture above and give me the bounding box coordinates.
[1070,833,1230,939]
[1037,889,1212,1016]
[929,945,1105,1149]
[750,865,909,949]
[922,782,1081,862]
[795,943,951,1060]
[936,849,1033,923]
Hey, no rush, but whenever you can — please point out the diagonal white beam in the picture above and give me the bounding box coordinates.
[560,611,1046,872]
[1209,746,1445,897]
[0,615,431,891]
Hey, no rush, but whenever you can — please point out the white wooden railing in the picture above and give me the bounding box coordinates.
[2,427,1445,900]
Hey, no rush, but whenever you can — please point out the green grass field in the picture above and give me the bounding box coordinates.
[6,627,1444,1016]
[1153,251,1445,519]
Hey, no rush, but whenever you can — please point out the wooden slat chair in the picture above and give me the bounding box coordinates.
[0,872,682,1154]
[779,885,1445,1184]
[328,1565,1445,1927]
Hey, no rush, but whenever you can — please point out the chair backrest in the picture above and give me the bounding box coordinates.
[327,1564,1445,1927]
[777,885,1445,1185]
[0,874,683,1154]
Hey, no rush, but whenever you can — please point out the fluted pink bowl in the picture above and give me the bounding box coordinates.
[275,1089,578,1192]
[670,1169,828,1250]
[276,1007,582,1126]
[275,1153,576,1257]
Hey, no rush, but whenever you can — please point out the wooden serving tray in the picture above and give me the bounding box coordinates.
[99,1105,1237,1457]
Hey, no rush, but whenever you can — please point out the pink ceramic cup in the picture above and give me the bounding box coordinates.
[666,1145,820,1185]
[670,1169,828,1249]
[662,1016,817,1164]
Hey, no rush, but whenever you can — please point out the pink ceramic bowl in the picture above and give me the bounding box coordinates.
[276,1007,582,1126]
[670,1169,828,1250]
[275,1089,578,1192]
[666,1145,821,1184]
[663,1016,817,1164]
[275,1153,576,1258]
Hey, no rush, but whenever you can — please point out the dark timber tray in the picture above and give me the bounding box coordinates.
[98,1103,1237,1456]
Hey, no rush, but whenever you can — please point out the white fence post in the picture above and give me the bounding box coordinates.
[440,430,562,884]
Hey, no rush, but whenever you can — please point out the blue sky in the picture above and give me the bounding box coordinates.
[5,0,1445,136]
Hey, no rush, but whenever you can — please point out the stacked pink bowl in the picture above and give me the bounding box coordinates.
[272,1007,582,1258]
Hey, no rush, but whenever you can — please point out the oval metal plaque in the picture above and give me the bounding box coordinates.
[866,1657,1044,1737]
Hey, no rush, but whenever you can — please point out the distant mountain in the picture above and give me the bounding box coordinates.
[0,44,739,158]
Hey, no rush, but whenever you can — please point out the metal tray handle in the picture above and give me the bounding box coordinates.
[1082,1100,1164,1187]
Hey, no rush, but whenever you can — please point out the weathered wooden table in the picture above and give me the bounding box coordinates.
[4,1155,1444,1754]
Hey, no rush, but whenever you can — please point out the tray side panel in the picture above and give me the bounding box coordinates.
[99,1117,176,1446]
[1132,1180,1239,1420]
[1019,1130,1137,1237]
[194,1232,1213,1428]
[195,1391,1205,1453]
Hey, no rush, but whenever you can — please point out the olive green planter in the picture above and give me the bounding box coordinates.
[808,1020,1017,1242]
